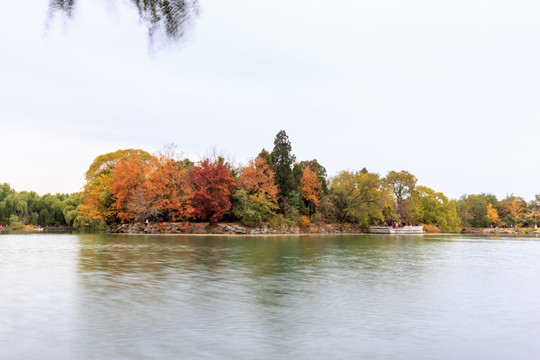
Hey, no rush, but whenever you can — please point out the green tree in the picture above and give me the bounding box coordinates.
[456,193,498,228]
[232,190,277,226]
[383,170,417,222]
[0,183,87,228]
[8,215,24,229]
[329,170,386,231]
[257,149,273,168]
[413,186,461,232]
[62,192,85,227]
[270,130,297,209]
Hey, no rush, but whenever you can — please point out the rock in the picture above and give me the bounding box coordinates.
[233,225,246,234]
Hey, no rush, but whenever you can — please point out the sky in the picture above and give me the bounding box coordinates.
[1,0,539,200]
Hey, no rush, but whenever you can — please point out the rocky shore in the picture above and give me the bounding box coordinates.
[108,222,364,235]
[464,227,540,235]
[108,222,540,236]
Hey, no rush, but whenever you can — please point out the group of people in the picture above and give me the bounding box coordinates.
[388,221,411,228]
[144,216,170,226]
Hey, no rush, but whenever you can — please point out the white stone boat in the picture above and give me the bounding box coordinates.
[369,226,424,234]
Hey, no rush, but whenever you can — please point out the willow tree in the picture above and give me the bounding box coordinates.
[48,0,200,44]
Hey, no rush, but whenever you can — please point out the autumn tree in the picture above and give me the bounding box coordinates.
[233,157,280,226]
[299,159,328,194]
[79,173,116,224]
[80,149,151,224]
[301,167,321,216]
[144,156,194,221]
[84,149,152,183]
[238,157,279,204]
[383,170,417,222]
[486,203,499,227]
[527,195,540,228]
[108,154,153,222]
[188,158,236,224]
[498,198,526,228]
[110,154,195,222]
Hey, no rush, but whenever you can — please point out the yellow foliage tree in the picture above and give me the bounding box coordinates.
[486,203,499,226]
[502,200,526,228]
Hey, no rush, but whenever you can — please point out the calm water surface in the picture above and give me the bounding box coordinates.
[1,232,540,359]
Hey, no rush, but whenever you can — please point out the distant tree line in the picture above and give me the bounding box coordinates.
[2,130,539,232]
[456,193,540,229]
[0,183,85,229]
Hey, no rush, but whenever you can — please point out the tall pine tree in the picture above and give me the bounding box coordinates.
[270,130,296,208]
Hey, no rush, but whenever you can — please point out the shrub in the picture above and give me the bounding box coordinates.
[8,215,24,230]
[423,224,440,233]
[299,215,310,228]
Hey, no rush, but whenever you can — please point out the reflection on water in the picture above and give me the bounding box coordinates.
[2,233,540,359]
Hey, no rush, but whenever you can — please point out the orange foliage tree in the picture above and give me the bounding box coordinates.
[238,157,279,207]
[108,154,152,222]
[108,155,195,223]
[188,158,236,224]
[301,166,321,216]
[145,156,194,221]
[80,149,151,224]
[232,156,280,226]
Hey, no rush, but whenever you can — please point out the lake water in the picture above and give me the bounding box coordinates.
[2,232,540,359]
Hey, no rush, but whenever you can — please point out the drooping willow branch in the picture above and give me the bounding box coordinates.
[48,0,200,44]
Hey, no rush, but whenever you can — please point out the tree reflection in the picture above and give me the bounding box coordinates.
[48,0,200,44]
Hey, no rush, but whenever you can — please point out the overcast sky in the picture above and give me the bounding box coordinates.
[1,0,539,200]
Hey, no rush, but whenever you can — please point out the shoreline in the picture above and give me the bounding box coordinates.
[107,221,365,236]
[3,223,539,236]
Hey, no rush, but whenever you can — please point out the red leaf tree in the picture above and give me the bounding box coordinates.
[188,158,236,224]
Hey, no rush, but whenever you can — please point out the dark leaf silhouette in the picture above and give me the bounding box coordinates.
[48,0,200,44]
